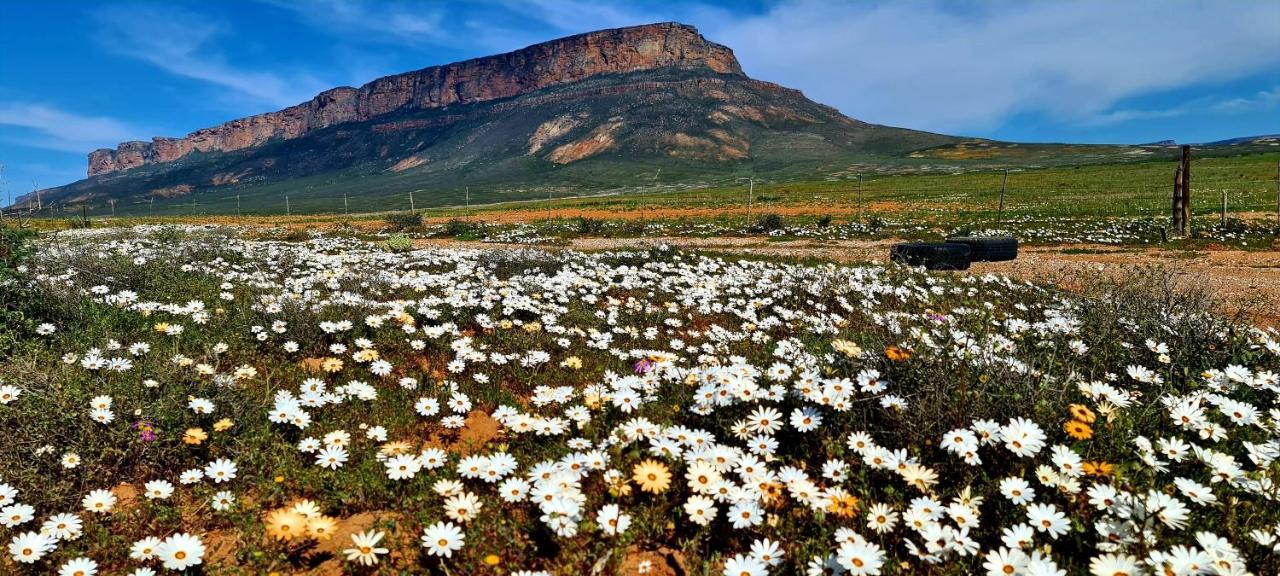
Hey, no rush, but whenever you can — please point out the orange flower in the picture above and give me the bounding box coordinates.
[182,428,207,445]
[885,346,912,362]
[213,418,234,432]
[1083,461,1114,477]
[1069,404,1097,424]
[1064,420,1093,440]
[826,492,860,518]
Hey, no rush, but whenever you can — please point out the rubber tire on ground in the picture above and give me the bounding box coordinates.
[945,236,1018,262]
[890,242,972,271]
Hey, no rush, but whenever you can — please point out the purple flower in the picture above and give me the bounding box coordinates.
[633,358,654,374]
[132,421,157,442]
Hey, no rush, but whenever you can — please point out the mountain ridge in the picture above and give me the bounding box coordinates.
[86,22,742,176]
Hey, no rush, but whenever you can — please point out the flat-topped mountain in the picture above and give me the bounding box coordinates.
[26,23,970,214]
[86,23,744,177]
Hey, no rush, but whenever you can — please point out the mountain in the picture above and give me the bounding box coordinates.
[32,22,1190,215]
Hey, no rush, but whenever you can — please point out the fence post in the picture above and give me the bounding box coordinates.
[1180,145,1192,236]
[1172,166,1183,235]
[857,173,864,222]
[1275,159,1279,230]
[1220,190,1226,227]
[746,178,754,227]
[286,196,290,216]
[343,194,348,216]
[998,169,1008,223]
[409,190,415,211]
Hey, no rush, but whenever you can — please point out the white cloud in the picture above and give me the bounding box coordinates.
[0,102,139,153]
[93,5,329,109]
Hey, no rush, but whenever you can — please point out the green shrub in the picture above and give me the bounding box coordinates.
[750,213,785,233]
[574,217,606,235]
[816,215,833,228]
[382,233,414,253]
[444,218,479,238]
[384,211,423,231]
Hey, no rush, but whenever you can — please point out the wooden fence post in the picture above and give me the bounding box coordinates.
[1180,145,1192,235]
[1220,190,1226,227]
[1172,166,1184,235]
[998,169,1008,223]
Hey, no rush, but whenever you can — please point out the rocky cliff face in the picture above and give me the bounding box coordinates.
[87,22,742,176]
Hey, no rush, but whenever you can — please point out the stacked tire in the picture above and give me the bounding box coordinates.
[889,236,1017,271]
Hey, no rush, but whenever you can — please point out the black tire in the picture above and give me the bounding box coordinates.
[890,242,972,270]
[945,236,1018,262]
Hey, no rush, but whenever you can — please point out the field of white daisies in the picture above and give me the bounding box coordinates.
[0,224,1278,576]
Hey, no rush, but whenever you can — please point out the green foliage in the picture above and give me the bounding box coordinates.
[750,213,785,232]
[0,225,38,355]
[382,233,414,252]
[66,214,93,229]
[574,216,606,235]
[384,211,424,231]
[816,214,833,228]
[444,218,480,238]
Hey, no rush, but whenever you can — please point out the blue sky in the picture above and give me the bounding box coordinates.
[2,0,1278,196]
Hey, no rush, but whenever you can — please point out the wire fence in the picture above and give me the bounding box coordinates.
[3,160,1279,229]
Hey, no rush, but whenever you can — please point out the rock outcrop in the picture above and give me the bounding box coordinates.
[86,22,742,176]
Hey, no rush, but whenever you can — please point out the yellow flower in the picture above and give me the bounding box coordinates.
[213,418,234,432]
[483,554,500,566]
[153,322,171,333]
[321,358,344,373]
[562,356,583,370]
[1068,403,1097,424]
[631,460,672,494]
[523,322,542,333]
[1064,420,1093,441]
[265,509,308,541]
[182,428,207,445]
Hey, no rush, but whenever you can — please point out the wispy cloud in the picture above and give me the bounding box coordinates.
[484,0,1280,135]
[700,0,1280,133]
[0,102,139,153]
[259,0,451,46]
[1086,87,1280,127]
[1213,86,1280,112]
[92,5,328,109]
